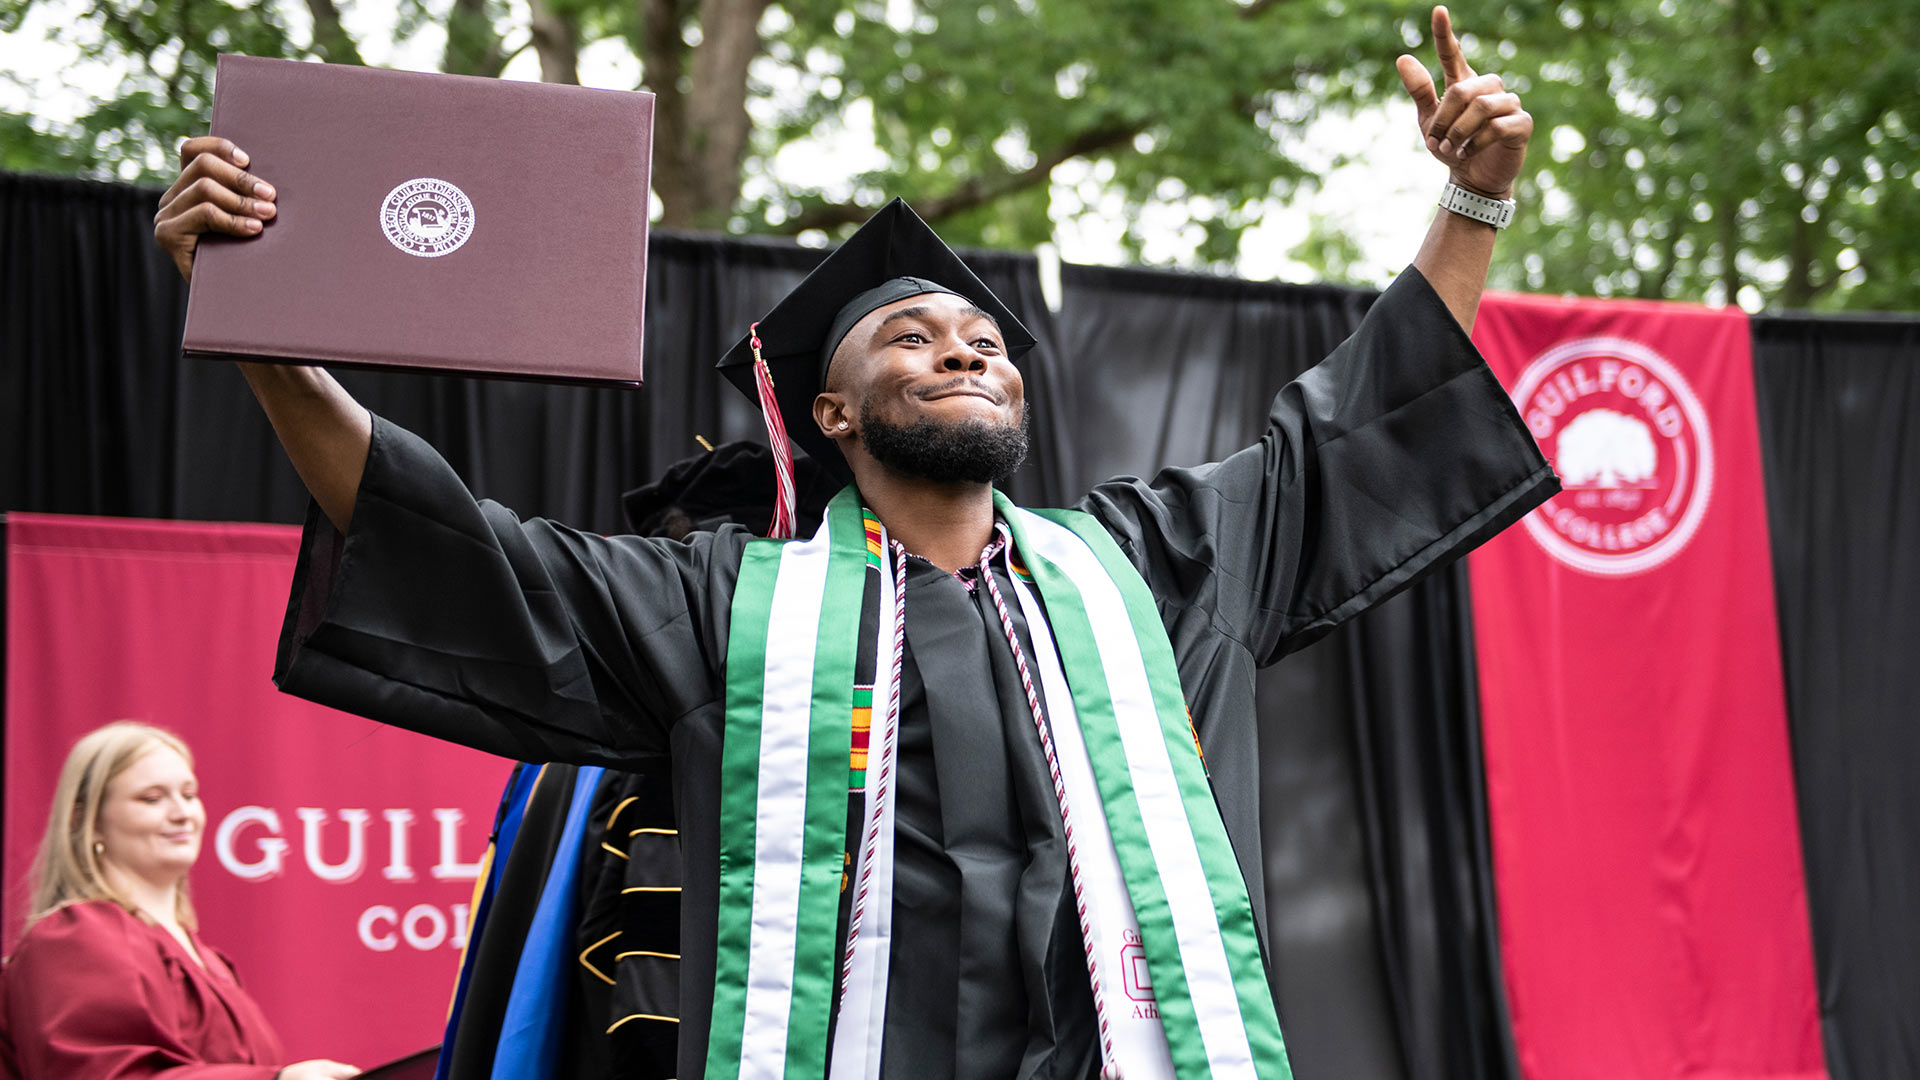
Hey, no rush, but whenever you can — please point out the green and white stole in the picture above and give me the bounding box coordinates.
[706,487,1291,1079]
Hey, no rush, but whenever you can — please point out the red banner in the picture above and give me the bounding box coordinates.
[4,513,506,1068]
[1468,296,1825,1079]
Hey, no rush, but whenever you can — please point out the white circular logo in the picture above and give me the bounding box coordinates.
[1511,336,1714,576]
[379,178,474,258]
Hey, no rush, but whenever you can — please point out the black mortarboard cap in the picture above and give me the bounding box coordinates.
[621,440,839,539]
[715,199,1037,498]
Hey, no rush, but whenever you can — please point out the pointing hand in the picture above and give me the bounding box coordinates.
[1394,6,1533,199]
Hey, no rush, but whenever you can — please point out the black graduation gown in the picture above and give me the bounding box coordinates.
[576,768,682,1080]
[273,267,1556,1079]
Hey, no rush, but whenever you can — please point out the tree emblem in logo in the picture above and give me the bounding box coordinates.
[1510,337,1714,576]
[379,178,475,258]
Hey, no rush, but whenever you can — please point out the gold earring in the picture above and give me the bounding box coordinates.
[92,840,105,857]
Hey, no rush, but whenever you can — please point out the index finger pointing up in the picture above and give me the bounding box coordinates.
[1431,6,1475,86]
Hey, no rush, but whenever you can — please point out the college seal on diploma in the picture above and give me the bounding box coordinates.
[380,178,475,258]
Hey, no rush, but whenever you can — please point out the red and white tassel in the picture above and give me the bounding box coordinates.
[750,321,798,539]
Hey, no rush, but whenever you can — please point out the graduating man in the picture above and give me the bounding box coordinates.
[154,8,1555,1078]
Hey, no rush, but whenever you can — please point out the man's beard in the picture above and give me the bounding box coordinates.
[859,401,1030,484]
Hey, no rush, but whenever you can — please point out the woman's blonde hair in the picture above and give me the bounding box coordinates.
[26,721,199,931]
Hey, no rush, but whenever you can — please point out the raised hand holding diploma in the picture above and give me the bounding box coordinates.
[1396,5,1532,200]
[156,132,369,534]
[166,58,652,384]
[154,135,276,284]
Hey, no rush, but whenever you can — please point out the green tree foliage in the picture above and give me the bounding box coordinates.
[1477,0,1918,310]
[1288,211,1373,286]
[0,110,79,173]
[2,0,1914,309]
[1,0,299,178]
[0,0,1423,247]
[748,0,1419,254]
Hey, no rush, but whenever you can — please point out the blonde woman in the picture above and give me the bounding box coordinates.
[0,722,359,1080]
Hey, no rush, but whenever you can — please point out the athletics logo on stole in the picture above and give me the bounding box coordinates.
[379,178,476,258]
[1511,337,1714,576]
[1120,928,1158,1017]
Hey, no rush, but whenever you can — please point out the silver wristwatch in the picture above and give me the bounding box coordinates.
[1438,181,1516,229]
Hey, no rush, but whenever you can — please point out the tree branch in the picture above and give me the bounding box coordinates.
[1781,187,1818,308]
[1639,214,1681,299]
[683,0,771,223]
[639,0,693,225]
[165,1,191,107]
[94,6,164,87]
[498,35,534,68]
[443,0,507,77]
[1714,195,1741,303]
[528,0,580,84]
[302,0,366,66]
[774,121,1146,233]
[1236,0,1302,20]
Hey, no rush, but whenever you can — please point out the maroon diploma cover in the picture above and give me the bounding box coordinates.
[183,55,654,385]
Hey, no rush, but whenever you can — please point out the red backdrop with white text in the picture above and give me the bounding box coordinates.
[4,513,508,1068]
[1468,295,1826,1080]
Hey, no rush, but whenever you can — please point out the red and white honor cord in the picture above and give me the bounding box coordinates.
[837,529,1115,1069]
[979,526,1116,1067]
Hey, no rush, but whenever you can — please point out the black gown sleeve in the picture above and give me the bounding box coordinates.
[1078,265,1559,665]
[272,415,747,768]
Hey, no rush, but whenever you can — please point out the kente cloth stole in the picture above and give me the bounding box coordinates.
[706,487,1291,1080]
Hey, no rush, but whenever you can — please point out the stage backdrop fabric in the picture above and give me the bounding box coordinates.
[1469,294,1825,1080]
[10,170,1920,1080]
[1057,263,1521,1080]
[1752,313,1920,1080]
[4,512,507,1068]
[0,173,1067,534]
[2,173,1521,1080]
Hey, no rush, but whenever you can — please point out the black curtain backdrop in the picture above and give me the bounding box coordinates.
[3,171,1515,1078]
[23,169,1916,1079]
[0,174,1073,531]
[1056,265,1519,1080]
[1753,313,1920,1080]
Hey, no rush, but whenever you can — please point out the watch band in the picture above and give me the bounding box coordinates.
[1438,181,1515,229]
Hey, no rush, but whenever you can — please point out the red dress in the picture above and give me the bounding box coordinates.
[0,899,286,1080]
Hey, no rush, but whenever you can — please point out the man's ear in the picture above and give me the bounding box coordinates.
[814,393,855,441]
